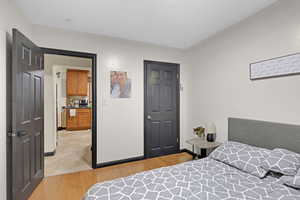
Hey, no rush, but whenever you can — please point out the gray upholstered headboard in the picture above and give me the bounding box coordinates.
[228,118,300,153]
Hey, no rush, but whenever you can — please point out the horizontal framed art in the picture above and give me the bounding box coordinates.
[250,53,300,80]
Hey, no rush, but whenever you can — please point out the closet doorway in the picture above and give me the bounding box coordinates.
[144,60,180,158]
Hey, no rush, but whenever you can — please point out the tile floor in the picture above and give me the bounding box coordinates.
[45,130,92,177]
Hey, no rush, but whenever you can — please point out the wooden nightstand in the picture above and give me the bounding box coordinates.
[186,138,221,159]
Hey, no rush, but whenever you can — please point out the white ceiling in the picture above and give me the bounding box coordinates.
[14,0,277,49]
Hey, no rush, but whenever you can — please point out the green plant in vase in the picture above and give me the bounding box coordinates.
[193,126,205,139]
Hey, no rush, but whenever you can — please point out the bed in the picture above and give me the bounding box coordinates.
[84,118,300,200]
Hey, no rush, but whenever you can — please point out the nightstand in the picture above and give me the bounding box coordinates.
[186,138,221,159]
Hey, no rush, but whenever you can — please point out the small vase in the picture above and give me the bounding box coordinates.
[207,133,215,142]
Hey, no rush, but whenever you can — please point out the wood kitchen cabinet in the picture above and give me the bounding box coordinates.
[66,108,91,130]
[67,70,78,96]
[67,69,89,96]
[77,109,91,128]
[77,70,88,96]
[66,112,78,130]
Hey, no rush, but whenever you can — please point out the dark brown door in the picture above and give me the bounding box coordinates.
[144,61,179,158]
[11,29,44,200]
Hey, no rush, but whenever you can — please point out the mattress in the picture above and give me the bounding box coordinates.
[83,158,300,200]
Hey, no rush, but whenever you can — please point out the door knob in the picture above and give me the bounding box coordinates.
[147,115,152,120]
[17,130,28,137]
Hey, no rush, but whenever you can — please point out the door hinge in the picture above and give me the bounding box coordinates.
[177,138,179,143]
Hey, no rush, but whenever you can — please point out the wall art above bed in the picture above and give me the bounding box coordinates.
[250,53,300,80]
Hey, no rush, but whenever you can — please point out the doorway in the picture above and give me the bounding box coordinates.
[43,53,94,176]
[144,60,180,158]
[42,48,97,170]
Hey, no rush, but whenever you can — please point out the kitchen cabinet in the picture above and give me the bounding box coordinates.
[66,111,78,130]
[77,108,91,128]
[67,69,89,96]
[67,70,78,96]
[77,70,89,96]
[66,108,91,130]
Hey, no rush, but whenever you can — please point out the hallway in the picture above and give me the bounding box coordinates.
[45,130,92,177]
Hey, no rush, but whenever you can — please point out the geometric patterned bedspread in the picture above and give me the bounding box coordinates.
[83,158,300,200]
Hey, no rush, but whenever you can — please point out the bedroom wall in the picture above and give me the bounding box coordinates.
[0,0,32,36]
[0,1,33,199]
[0,29,7,200]
[31,25,190,164]
[185,0,300,144]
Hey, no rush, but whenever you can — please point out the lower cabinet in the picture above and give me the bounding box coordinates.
[66,108,91,130]
[77,109,91,128]
[67,113,78,130]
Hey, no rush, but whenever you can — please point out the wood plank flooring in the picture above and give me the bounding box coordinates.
[28,153,193,200]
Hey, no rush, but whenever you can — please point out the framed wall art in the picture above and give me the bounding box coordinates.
[110,71,131,98]
[250,53,300,80]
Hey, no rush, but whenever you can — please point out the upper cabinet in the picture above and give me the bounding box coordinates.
[67,69,89,96]
[77,70,89,96]
[67,70,78,96]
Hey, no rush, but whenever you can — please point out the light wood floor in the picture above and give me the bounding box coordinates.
[28,152,193,200]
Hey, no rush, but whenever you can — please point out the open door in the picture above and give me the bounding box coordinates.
[11,29,44,200]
